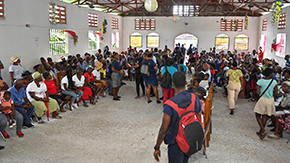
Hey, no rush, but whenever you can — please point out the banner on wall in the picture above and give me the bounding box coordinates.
[147,35,159,48]
[273,33,286,58]
[130,35,142,47]
[111,32,119,48]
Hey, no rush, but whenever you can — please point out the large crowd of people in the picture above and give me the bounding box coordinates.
[0,44,290,153]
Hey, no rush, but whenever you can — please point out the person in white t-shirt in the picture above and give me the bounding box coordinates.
[9,56,24,85]
[61,68,83,109]
[26,72,61,123]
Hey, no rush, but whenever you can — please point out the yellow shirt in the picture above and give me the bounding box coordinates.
[226,69,243,85]
[100,68,106,78]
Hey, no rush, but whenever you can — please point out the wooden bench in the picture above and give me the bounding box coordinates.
[203,87,214,157]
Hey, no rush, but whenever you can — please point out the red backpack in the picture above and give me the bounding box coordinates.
[164,93,204,156]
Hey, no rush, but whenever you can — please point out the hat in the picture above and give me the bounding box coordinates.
[76,68,83,74]
[193,86,207,96]
[86,65,93,70]
[60,55,66,60]
[94,62,103,70]
[21,70,32,79]
[282,81,290,87]
[10,56,20,64]
[32,72,42,80]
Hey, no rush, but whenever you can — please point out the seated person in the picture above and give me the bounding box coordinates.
[0,80,24,138]
[84,65,101,100]
[269,81,290,139]
[73,68,95,106]
[92,62,109,97]
[26,72,61,123]
[0,91,16,128]
[61,68,83,109]
[193,86,207,114]
[21,70,33,89]
[8,79,34,128]
[43,71,71,112]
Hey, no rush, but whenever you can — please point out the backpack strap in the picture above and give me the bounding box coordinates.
[164,93,196,117]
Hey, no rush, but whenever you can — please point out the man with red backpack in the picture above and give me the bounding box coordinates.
[153,72,203,163]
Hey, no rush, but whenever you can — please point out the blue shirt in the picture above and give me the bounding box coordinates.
[257,79,277,98]
[286,59,290,68]
[7,86,27,105]
[163,91,201,145]
[141,59,157,80]
[77,62,86,70]
[112,60,121,71]
[205,69,212,82]
[133,57,143,74]
[161,66,177,88]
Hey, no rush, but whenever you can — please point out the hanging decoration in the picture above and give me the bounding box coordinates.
[271,37,283,52]
[245,14,249,30]
[94,32,104,41]
[102,19,107,34]
[144,0,158,12]
[271,0,284,24]
[61,30,78,45]
[173,15,180,22]
[233,20,238,31]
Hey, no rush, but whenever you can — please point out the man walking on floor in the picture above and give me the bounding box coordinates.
[153,72,202,163]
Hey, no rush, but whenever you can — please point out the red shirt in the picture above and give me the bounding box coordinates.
[43,80,57,94]
[84,72,94,83]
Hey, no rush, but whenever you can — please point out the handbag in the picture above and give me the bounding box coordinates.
[255,79,274,102]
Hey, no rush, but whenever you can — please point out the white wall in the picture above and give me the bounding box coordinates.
[122,16,260,52]
[0,0,122,84]
[258,6,290,67]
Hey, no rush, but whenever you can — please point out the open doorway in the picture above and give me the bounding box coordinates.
[174,33,198,50]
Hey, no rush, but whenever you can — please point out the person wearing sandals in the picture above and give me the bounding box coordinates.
[226,61,243,115]
[26,72,61,123]
[84,65,102,100]
[73,68,95,106]
[111,53,124,101]
[43,71,72,112]
[254,68,278,139]
[92,62,109,98]
[268,81,290,139]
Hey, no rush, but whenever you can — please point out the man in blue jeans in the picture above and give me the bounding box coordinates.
[154,72,201,163]
[8,79,34,128]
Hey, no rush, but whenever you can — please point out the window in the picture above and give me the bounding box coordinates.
[147,33,159,48]
[275,33,286,57]
[111,17,118,29]
[0,0,4,18]
[111,32,119,48]
[278,13,286,29]
[215,34,229,50]
[262,18,267,31]
[173,5,199,16]
[220,19,243,31]
[49,29,69,56]
[88,31,101,51]
[49,4,67,24]
[135,19,156,30]
[234,34,249,50]
[88,13,98,27]
[130,32,142,47]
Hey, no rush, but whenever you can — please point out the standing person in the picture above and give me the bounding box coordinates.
[153,72,202,163]
[0,59,4,80]
[9,56,24,85]
[226,61,243,115]
[131,54,145,99]
[111,53,124,101]
[258,46,264,63]
[254,68,278,139]
[8,79,34,128]
[142,53,161,104]
[161,58,177,103]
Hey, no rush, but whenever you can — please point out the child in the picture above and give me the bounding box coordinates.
[0,91,16,128]
[254,68,278,139]
[193,86,207,114]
